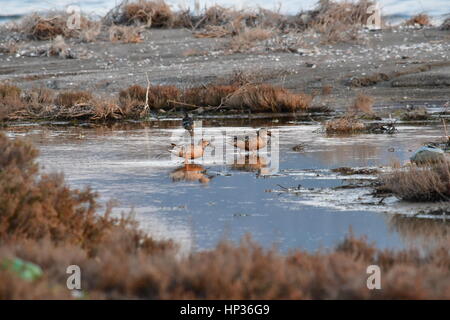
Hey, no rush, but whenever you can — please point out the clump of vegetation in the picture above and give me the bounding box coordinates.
[54,91,93,107]
[3,134,450,299]
[325,117,366,134]
[226,84,313,112]
[109,25,143,43]
[379,161,450,202]
[305,0,374,43]
[325,94,375,134]
[1,81,315,122]
[0,83,25,121]
[406,14,431,27]
[15,12,100,41]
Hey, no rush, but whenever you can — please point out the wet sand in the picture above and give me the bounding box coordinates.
[1,26,449,111]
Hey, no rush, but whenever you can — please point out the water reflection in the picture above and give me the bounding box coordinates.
[231,154,270,175]
[387,215,450,248]
[170,164,211,184]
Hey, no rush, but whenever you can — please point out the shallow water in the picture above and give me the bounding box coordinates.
[5,119,450,253]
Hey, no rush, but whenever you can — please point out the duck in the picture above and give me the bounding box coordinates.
[231,128,272,152]
[182,111,194,136]
[169,139,211,164]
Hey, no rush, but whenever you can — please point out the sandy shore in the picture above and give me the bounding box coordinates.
[0,26,449,111]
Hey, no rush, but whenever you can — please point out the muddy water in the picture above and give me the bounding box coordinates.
[5,120,450,253]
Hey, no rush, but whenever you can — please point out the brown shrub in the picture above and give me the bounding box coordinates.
[325,117,366,134]
[119,84,181,110]
[406,14,431,27]
[0,83,25,120]
[119,84,147,102]
[379,161,450,202]
[184,85,238,107]
[54,91,93,107]
[19,13,98,40]
[227,85,312,112]
[123,0,174,27]
[0,133,172,253]
[308,0,373,43]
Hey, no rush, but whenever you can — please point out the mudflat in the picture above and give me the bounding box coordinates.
[1,26,449,111]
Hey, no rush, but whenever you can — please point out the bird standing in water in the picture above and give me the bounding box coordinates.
[182,111,194,136]
[232,128,272,152]
[169,139,211,164]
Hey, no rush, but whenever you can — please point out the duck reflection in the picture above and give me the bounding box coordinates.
[170,164,211,184]
[231,155,271,175]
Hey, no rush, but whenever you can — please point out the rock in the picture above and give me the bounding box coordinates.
[410,145,446,164]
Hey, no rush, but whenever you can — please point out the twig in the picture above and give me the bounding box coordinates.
[443,118,449,142]
[144,72,150,112]
[167,100,200,109]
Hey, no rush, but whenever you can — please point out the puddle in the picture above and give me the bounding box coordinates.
[5,120,450,253]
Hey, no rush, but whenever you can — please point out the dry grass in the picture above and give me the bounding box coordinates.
[307,0,374,43]
[1,82,314,122]
[226,84,312,112]
[54,91,93,108]
[109,25,143,43]
[17,13,98,41]
[120,0,175,27]
[324,94,374,133]
[0,83,25,121]
[2,134,450,299]
[379,161,450,202]
[325,116,366,134]
[406,14,431,27]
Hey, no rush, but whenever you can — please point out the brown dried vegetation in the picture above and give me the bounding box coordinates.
[1,81,313,122]
[379,161,450,202]
[406,14,431,27]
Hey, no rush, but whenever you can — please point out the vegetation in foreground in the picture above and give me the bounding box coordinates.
[2,133,450,299]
